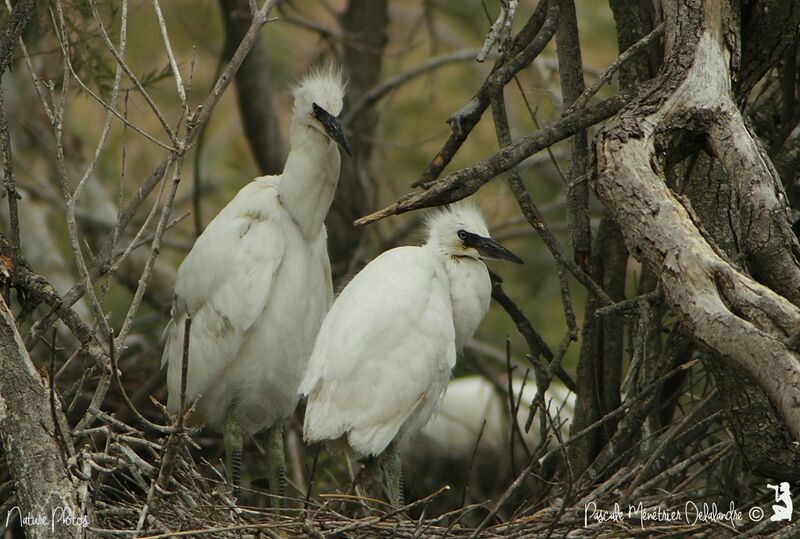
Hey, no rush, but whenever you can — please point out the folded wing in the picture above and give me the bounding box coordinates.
[301,247,456,456]
[162,180,285,416]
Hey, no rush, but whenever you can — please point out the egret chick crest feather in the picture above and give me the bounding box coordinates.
[290,65,350,156]
[292,64,346,117]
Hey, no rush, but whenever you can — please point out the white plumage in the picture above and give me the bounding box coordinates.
[162,66,350,495]
[301,244,458,456]
[162,179,328,433]
[300,202,522,504]
[415,375,574,459]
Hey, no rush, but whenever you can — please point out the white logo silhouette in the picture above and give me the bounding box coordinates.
[768,482,792,522]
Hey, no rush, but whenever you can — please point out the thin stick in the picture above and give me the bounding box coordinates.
[304,444,321,510]
[151,0,187,110]
[566,24,664,114]
[156,318,192,492]
[109,329,173,434]
[179,317,192,425]
[114,154,184,349]
[89,0,178,144]
[460,419,486,507]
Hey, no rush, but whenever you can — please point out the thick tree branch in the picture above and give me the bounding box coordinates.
[555,0,590,267]
[356,92,627,226]
[0,234,109,370]
[737,0,800,96]
[594,0,800,442]
[0,0,39,74]
[707,105,800,304]
[0,0,41,286]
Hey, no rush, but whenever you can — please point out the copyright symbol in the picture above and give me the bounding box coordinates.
[749,506,764,521]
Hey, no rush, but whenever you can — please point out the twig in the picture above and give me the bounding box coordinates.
[344,49,491,124]
[156,318,192,492]
[49,0,129,341]
[89,0,178,145]
[304,444,321,510]
[330,486,451,535]
[178,317,191,426]
[489,270,553,363]
[109,328,173,434]
[411,0,556,187]
[477,0,519,62]
[594,288,662,318]
[566,23,664,114]
[115,155,185,349]
[461,419,486,507]
[487,85,611,314]
[151,0,187,110]
[186,0,278,140]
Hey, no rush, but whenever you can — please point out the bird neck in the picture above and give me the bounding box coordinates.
[432,248,492,351]
[279,122,341,240]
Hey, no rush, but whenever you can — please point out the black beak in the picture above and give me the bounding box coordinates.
[313,104,351,156]
[465,233,524,264]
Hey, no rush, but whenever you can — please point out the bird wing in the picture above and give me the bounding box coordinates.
[162,178,285,412]
[301,246,457,456]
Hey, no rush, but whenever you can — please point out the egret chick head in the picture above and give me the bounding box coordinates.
[425,202,523,264]
[292,64,350,155]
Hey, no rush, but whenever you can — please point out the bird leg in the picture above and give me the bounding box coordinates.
[224,409,243,501]
[380,443,405,508]
[267,423,286,509]
[362,456,384,504]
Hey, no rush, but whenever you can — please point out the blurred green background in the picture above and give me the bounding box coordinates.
[5,0,621,375]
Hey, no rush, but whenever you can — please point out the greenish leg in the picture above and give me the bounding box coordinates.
[359,443,404,508]
[267,423,286,509]
[224,409,243,501]
[380,443,404,508]
[363,456,384,503]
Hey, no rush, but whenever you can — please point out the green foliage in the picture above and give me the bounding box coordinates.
[139,62,173,89]
[61,0,118,97]
[9,1,171,98]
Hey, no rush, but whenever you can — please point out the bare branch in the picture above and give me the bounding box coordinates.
[151,0,187,111]
[355,93,628,226]
[413,0,557,187]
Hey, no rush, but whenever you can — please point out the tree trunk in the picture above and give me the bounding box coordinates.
[327,0,390,280]
[0,295,83,538]
[594,0,800,466]
[219,0,285,175]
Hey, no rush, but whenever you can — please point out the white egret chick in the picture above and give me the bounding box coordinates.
[162,66,350,500]
[415,375,574,460]
[300,202,522,506]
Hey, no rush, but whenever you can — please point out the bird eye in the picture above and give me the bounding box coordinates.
[457,230,468,240]
[312,103,321,114]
